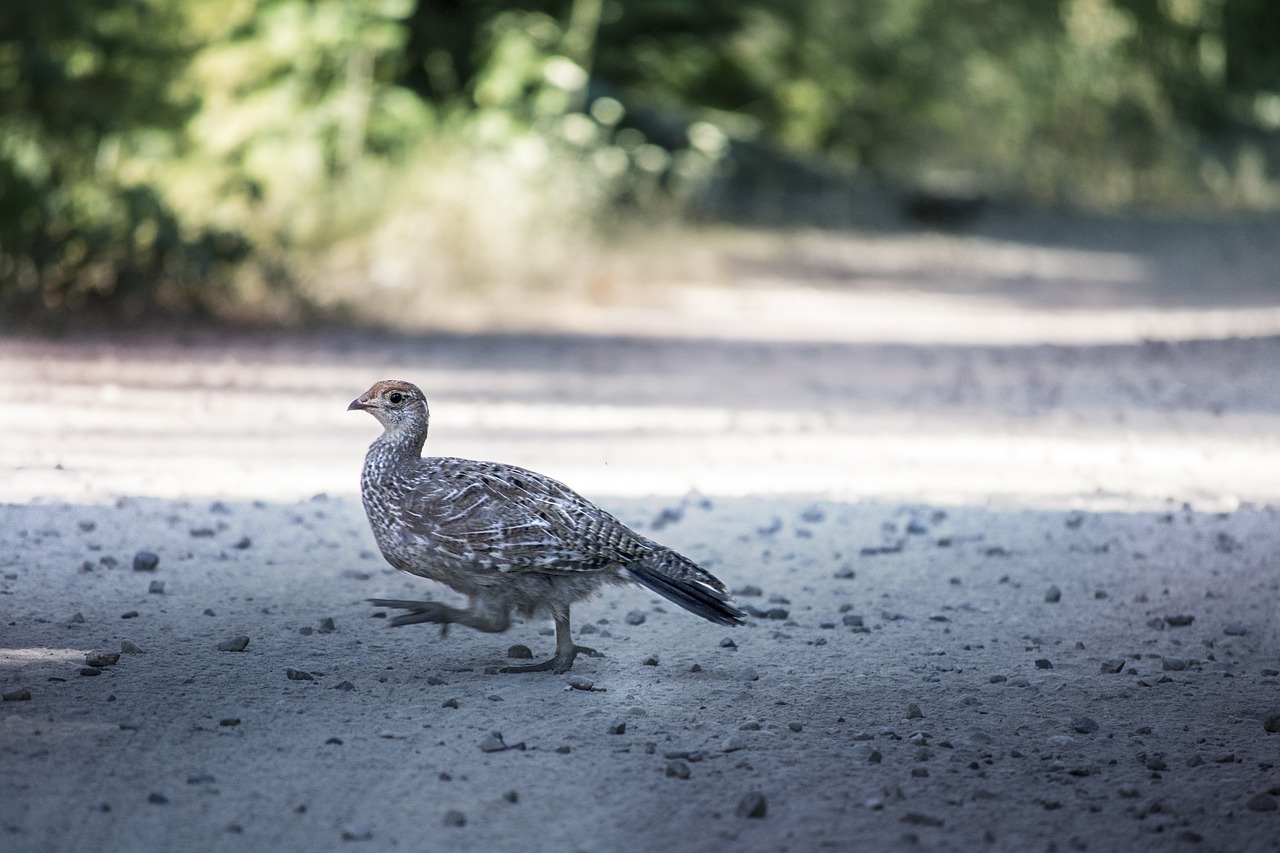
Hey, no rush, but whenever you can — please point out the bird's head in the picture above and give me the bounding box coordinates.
[348,380,429,433]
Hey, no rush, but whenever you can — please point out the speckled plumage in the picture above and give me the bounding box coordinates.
[349,380,743,673]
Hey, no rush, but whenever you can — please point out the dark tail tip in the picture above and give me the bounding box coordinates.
[626,560,745,627]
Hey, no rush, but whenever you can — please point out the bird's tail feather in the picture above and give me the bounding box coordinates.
[627,550,744,627]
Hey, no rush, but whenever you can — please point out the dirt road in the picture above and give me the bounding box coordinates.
[3,214,1279,852]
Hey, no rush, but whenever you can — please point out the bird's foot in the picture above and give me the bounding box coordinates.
[500,644,603,675]
[368,598,456,629]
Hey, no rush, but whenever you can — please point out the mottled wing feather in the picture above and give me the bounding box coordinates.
[395,458,643,575]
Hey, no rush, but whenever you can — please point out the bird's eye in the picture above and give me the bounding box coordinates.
[388,392,404,405]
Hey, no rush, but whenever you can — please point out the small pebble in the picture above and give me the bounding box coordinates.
[1223,623,1248,636]
[233,536,252,550]
[906,703,924,719]
[743,605,789,620]
[566,676,597,692]
[503,790,519,803]
[2,689,32,701]
[1071,716,1099,734]
[722,735,746,752]
[217,636,250,652]
[608,720,627,735]
[68,612,86,624]
[286,669,314,681]
[800,506,825,523]
[788,722,804,733]
[147,792,169,805]
[1246,793,1278,812]
[901,812,944,827]
[80,667,103,677]
[832,566,856,579]
[442,810,466,827]
[1100,659,1125,674]
[120,639,144,654]
[219,718,240,727]
[120,611,139,620]
[132,551,159,572]
[719,638,737,649]
[1165,614,1195,628]
[1261,715,1279,734]
[479,733,507,752]
[625,610,647,626]
[1035,659,1053,670]
[442,697,459,709]
[318,617,337,633]
[735,584,764,597]
[666,760,691,779]
[852,745,882,763]
[842,614,864,628]
[148,580,164,594]
[642,655,659,666]
[86,651,120,668]
[989,674,1007,683]
[1044,585,1061,603]
[333,681,355,691]
[507,644,533,660]
[735,791,767,819]
[1162,657,1188,671]
[341,823,373,841]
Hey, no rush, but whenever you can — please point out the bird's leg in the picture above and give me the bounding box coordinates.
[368,598,510,634]
[500,611,603,675]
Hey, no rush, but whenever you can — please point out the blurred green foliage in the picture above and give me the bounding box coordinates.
[1,0,1278,323]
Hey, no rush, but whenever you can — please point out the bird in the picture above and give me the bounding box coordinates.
[348,379,744,673]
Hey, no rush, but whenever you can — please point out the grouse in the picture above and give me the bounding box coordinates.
[349,379,743,673]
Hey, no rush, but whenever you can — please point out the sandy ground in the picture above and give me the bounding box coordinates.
[2,213,1280,852]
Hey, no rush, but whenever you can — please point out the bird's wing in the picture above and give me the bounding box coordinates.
[395,459,643,574]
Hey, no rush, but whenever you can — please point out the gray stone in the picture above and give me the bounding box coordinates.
[1246,793,1278,812]
[666,760,691,779]
[341,822,374,840]
[735,791,767,819]
[217,636,250,652]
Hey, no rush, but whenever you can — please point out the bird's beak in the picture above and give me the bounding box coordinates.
[348,397,371,412]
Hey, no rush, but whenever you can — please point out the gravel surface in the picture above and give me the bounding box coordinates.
[3,217,1280,852]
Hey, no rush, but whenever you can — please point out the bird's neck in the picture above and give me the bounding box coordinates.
[365,419,427,477]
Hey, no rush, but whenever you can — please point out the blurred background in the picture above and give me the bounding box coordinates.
[1,0,1279,329]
